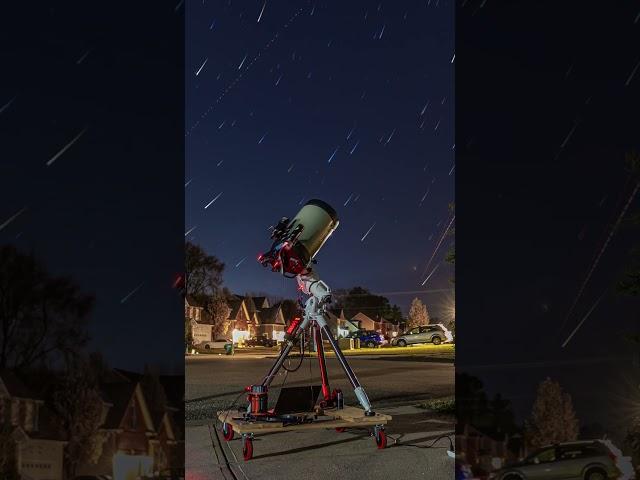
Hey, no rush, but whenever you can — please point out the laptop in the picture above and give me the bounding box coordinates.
[271,385,322,415]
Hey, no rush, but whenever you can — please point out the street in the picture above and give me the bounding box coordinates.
[186,354,454,480]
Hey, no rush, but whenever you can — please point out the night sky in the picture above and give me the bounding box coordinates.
[186,1,455,318]
[0,2,184,372]
[456,0,640,438]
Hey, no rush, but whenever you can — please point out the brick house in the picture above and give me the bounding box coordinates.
[95,381,156,478]
[350,312,377,331]
[376,317,400,339]
[227,296,256,343]
[456,423,523,473]
[78,369,181,479]
[347,312,399,339]
[185,296,213,345]
[0,370,66,480]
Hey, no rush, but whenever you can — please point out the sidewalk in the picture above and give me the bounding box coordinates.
[186,404,454,480]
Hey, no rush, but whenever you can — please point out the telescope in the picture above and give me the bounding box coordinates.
[218,199,390,461]
[258,199,339,277]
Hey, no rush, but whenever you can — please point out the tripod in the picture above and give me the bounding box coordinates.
[221,269,390,461]
[255,270,375,415]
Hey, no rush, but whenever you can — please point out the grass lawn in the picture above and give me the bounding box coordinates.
[190,343,455,359]
[299,343,455,358]
[417,397,455,414]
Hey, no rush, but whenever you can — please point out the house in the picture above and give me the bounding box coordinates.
[376,317,400,339]
[456,423,522,473]
[256,303,286,341]
[227,296,256,343]
[77,369,181,480]
[350,312,377,331]
[0,370,66,480]
[184,295,204,322]
[110,369,181,478]
[346,312,400,339]
[2,367,182,480]
[185,297,213,344]
[95,381,156,478]
[326,309,358,338]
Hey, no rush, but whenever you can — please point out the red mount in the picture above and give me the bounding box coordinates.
[245,385,269,416]
[258,241,308,276]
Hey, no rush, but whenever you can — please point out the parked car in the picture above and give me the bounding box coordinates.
[245,335,278,347]
[391,324,450,346]
[346,330,387,348]
[198,338,233,349]
[490,440,634,480]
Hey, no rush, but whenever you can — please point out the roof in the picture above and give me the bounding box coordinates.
[257,304,285,325]
[100,382,137,429]
[185,295,204,308]
[351,312,376,324]
[228,298,244,318]
[243,296,257,314]
[252,296,269,309]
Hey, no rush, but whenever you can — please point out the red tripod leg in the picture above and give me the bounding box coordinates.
[314,323,331,403]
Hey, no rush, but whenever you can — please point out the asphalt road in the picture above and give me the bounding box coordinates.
[186,354,454,419]
[185,355,454,480]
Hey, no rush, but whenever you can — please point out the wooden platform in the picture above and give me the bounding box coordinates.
[217,406,391,435]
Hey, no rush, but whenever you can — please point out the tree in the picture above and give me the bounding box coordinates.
[332,287,403,323]
[185,242,230,338]
[525,377,579,448]
[456,373,518,434]
[52,359,106,478]
[209,294,231,338]
[185,242,225,299]
[406,298,430,329]
[0,245,93,371]
[184,316,193,348]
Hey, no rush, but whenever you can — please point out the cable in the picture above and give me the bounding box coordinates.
[282,329,305,372]
[400,433,456,452]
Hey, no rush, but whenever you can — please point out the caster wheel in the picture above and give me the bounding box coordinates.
[222,422,234,441]
[242,436,253,461]
[375,429,387,449]
[335,427,346,433]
